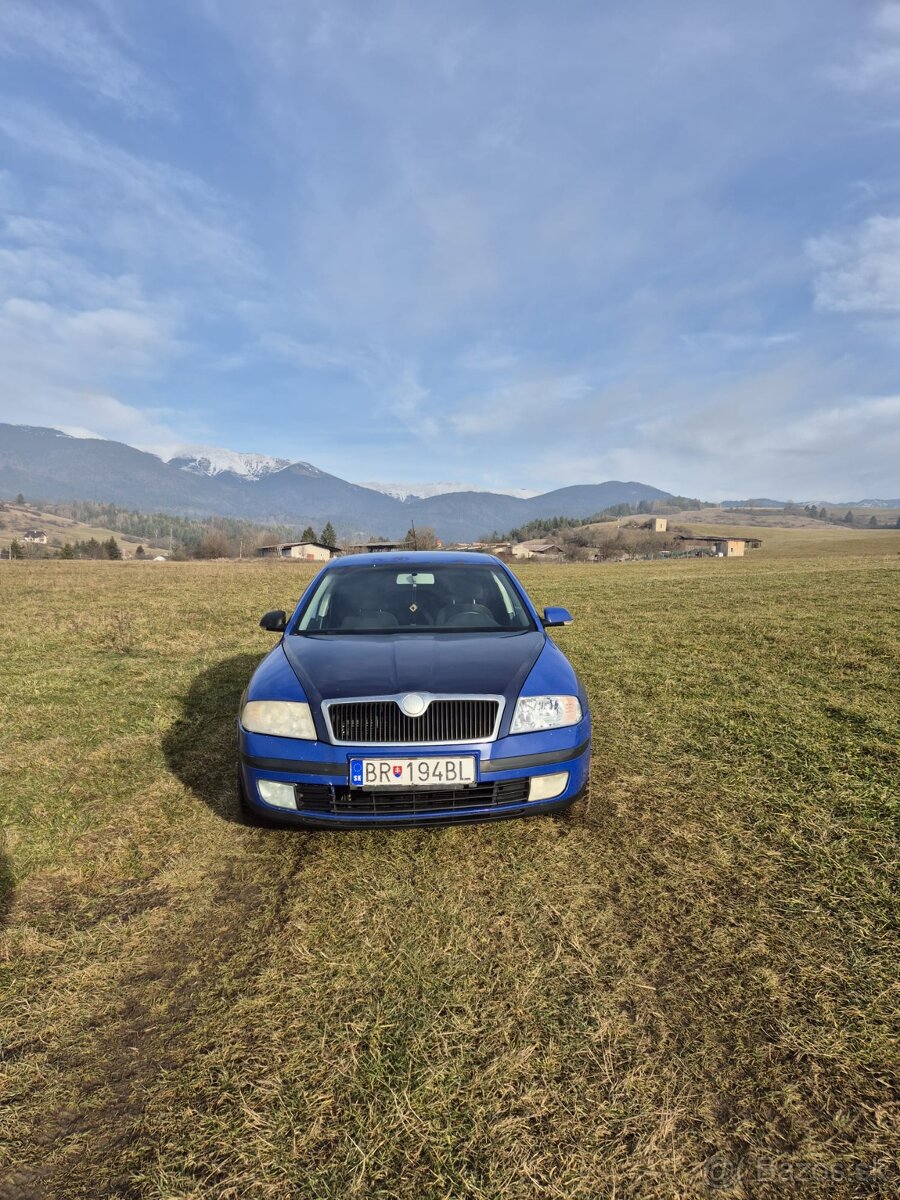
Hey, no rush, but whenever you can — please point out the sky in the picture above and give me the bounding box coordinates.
[1,1,899,500]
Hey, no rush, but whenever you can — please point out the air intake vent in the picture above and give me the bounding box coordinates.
[326,697,501,744]
[296,779,529,815]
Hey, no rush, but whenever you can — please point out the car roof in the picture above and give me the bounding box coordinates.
[327,551,504,569]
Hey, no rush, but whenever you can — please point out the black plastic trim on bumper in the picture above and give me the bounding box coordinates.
[242,789,584,829]
[241,754,345,775]
[480,738,590,774]
[241,738,590,779]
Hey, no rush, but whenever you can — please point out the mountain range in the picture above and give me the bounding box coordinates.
[2,425,895,540]
[357,480,537,501]
[720,496,900,509]
[0,424,674,540]
[145,446,536,500]
[145,443,292,481]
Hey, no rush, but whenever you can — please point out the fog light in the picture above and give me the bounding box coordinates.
[257,779,298,810]
[528,771,569,801]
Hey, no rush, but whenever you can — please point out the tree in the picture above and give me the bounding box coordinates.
[135,545,146,559]
[320,522,337,548]
[59,543,74,559]
[196,531,231,559]
[868,515,878,528]
[15,493,24,505]
[405,525,438,550]
[844,510,854,525]
[105,536,122,560]
[9,538,23,559]
[300,525,317,543]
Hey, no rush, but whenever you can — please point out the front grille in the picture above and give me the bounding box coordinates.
[295,778,529,815]
[326,698,500,744]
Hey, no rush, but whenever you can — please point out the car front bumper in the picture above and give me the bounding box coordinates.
[238,722,591,827]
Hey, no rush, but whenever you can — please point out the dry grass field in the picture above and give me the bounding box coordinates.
[663,507,900,530]
[683,523,900,559]
[1,534,898,1198]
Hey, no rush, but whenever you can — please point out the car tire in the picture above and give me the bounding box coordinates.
[553,782,590,825]
[551,803,577,825]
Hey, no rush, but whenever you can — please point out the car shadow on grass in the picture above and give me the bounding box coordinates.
[163,652,263,824]
[0,847,13,927]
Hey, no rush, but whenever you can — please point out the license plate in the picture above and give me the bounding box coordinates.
[350,756,476,789]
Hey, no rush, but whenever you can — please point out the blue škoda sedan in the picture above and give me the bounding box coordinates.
[238,551,590,826]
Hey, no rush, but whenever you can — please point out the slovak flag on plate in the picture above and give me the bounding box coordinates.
[392,765,403,778]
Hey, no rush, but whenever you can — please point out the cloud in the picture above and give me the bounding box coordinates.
[202,0,742,345]
[829,2,900,92]
[0,386,181,445]
[0,296,178,376]
[1,1,897,502]
[260,333,362,374]
[0,1,171,116]
[808,216,900,314]
[0,237,149,312]
[0,102,255,278]
[0,289,184,443]
[457,342,521,373]
[0,211,187,445]
[450,375,593,437]
[531,367,900,500]
[262,332,434,434]
[680,331,798,353]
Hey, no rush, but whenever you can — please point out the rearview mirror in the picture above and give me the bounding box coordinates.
[542,606,573,628]
[259,609,287,632]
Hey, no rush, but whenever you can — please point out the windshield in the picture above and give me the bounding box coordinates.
[294,564,535,634]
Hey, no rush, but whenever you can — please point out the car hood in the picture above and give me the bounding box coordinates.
[281,630,545,710]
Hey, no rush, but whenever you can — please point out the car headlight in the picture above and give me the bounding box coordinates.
[241,700,317,739]
[510,695,582,734]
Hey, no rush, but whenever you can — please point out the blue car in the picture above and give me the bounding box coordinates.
[238,551,590,827]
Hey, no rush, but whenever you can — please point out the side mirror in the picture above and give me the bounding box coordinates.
[542,606,573,628]
[259,610,287,632]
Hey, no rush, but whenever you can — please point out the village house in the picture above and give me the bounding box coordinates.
[256,541,336,561]
[22,529,48,545]
[451,541,513,555]
[511,539,565,561]
[674,534,761,558]
[346,539,410,554]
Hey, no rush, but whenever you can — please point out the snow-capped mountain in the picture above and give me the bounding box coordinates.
[144,443,293,481]
[358,480,538,501]
[142,445,536,497]
[53,425,108,440]
[831,497,900,508]
[3,423,677,539]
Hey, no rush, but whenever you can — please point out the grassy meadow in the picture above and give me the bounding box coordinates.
[0,534,898,1198]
